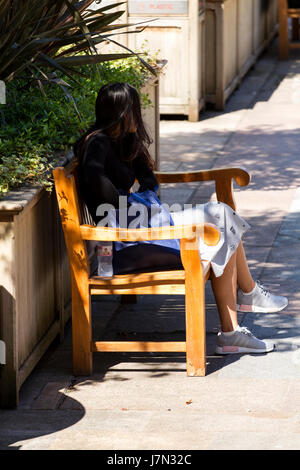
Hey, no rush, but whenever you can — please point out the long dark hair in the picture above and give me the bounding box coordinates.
[74,82,154,169]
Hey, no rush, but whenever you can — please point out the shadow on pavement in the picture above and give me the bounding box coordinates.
[0,392,85,450]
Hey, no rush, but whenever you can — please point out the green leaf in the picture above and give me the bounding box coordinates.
[0,0,155,94]
[37,52,80,83]
[54,53,133,66]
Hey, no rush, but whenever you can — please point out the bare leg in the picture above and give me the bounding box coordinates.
[236,241,255,293]
[211,241,255,332]
[210,250,239,332]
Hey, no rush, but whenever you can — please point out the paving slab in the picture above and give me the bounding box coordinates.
[206,432,300,451]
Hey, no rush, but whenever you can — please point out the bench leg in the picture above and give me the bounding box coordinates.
[278,2,289,60]
[183,249,206,377]
[71,274,93,376]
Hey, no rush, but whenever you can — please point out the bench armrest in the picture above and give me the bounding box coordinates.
[155,167,250,185]
[80,223,220,246]
[155,167,250,210]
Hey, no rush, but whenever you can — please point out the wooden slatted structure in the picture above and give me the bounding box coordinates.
[279,0,300,59]
[53,160,250,377]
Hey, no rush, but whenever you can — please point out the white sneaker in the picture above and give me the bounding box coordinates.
[215,326,275,355]
[237,282,288,313]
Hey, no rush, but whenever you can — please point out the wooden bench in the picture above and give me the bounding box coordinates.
[53,160,250,377]
[278,0,300,59]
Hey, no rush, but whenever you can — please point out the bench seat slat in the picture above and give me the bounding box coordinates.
[92,341,187,352]
[89,263,210,296]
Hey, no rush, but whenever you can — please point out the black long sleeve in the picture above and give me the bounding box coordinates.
[78,133,158,224]
[133,153,158,192]
[80,134,120,208]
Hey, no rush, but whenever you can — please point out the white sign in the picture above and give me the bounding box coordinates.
[0,340,6,364]
[129,0,188,15]
[0,80,5,105]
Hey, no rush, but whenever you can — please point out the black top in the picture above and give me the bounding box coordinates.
[78,132,158,224]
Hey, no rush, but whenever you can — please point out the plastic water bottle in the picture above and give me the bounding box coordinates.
[97,241,113,277]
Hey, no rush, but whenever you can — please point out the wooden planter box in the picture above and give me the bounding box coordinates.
[141,71,161,169]
[109,0,206,121]
[0,186,71,407]
[205,0,278,109]
[0,74,160,407]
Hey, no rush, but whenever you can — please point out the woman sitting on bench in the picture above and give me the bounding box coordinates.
[74,82,288,356]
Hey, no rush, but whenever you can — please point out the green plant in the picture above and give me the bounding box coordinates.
[0,143,56,196]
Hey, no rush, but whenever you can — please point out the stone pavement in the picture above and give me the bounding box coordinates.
[1,41,300,451]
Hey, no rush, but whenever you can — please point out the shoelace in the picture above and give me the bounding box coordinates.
[256,281,270,297]
[237,326,253,337]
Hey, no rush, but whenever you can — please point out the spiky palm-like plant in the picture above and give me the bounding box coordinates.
[0,0,153,84]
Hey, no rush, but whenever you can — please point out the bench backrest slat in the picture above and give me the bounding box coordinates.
[53,165,91,280]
